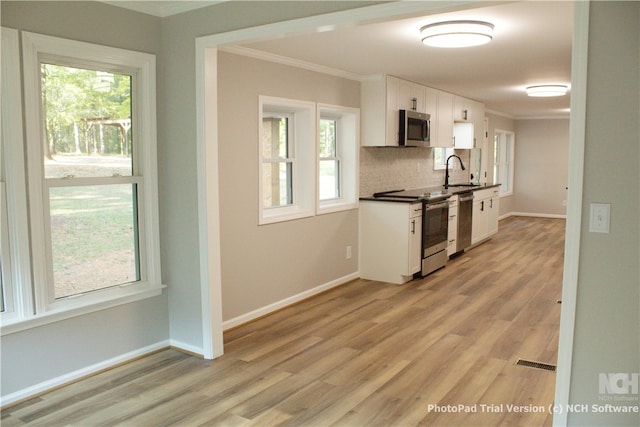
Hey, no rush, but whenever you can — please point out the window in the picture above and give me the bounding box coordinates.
[317,104,359,214]
[319,118,340,201]
[259,96,315,224]
[262,115,294,208]
[8,31,162,323]
[493,129,515,196]
[434,147,455,170]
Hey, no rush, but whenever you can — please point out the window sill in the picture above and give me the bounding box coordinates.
[317,200,358,215]
[259,207,315,225]
[0,283,165,336]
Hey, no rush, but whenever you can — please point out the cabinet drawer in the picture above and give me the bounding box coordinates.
[448,206,458,220]
[410,203,423,218]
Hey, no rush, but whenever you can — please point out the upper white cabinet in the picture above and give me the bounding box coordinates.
[362,75,428,147]
[361,75,484,148]
[396,77,426,113]
[453,96,485,149]
[433,90,454,148]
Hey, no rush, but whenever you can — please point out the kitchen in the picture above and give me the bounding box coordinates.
[212,0,572,322]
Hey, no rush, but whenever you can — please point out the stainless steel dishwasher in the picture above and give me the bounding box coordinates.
[457,192,474,252]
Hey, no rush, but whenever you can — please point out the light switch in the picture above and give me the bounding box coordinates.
[589,203,610,233]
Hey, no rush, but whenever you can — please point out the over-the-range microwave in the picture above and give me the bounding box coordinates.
[399,109,431,147]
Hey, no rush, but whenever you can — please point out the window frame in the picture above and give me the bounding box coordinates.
[1,28,33,326]
[433,147,455,171]
[14,31,162,324]
[493,128,515,197]
[316,103,359,215]
[258,96,316,225]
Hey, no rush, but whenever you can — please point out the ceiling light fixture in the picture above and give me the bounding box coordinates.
[420,20,494,48]
[526,85,569,97]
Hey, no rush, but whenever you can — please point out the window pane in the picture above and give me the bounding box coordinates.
[262,117,289,159]
[262,162,292,208]
[49,184,139,299]
[319,160,340,200]
[319,119,336,157]
[41,64,132,179]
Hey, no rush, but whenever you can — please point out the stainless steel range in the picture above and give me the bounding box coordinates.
[373,188,450,277]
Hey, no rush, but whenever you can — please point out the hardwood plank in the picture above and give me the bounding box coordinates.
[2,217,565,427]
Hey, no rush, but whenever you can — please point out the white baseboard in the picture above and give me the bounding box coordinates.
[0,340,170,408]
[169,339,204,357]
[509,211,567,219]
[222,272,359,331]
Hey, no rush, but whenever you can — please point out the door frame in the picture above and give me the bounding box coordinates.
[193,4,588,422]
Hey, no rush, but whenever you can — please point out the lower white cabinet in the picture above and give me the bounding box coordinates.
[447,195,458,256]
[360,200,422,284]
[471,187,500,245]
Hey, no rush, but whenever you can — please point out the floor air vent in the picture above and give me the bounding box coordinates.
[515,358,557,372]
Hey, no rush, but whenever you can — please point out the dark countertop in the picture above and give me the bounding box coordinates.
[360,183,501,203]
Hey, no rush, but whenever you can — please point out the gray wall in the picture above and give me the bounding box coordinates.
[514,119,570,217]
[159,0,383,350]
[0,1,169,398]
[568,2,639,425]
[217,52,359,320]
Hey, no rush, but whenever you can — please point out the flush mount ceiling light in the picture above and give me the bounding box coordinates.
[420,20,494,48]
[526,85,569,97]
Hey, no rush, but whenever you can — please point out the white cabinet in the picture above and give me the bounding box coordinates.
[360,201,422,284]
[487,192,500,236]
[434,90,454,148]
[396,77,426,113]
[471,187,500,245]
[453,96,485,149]
[447,195,458,256]
[361,75,426,147]
[361,75,483,149]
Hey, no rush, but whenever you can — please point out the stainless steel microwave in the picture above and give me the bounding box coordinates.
[399,110,431,147]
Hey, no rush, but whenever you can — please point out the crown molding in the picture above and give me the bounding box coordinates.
[100,1,226,18]
[218,45,363,82]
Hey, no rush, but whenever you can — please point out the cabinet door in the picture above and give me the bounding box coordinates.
[435,91,454,147]
[397,79,426,113]
[453,122,474,149]
[472,198,488,244]
[470,99,485,147]
[447,203,458,256]
[409,214,422,274]
[487,196,499,236]
[453,95,470,122]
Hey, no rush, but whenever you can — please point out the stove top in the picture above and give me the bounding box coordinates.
[372,188,450,201]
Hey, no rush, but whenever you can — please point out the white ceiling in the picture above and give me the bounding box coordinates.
[237,1,574,119]
[105,0,573,118]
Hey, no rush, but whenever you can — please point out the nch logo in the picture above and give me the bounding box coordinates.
[599,373,639,395]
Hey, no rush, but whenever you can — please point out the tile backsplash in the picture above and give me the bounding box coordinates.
[359,147,470,196]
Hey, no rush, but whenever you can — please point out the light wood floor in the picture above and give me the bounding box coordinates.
[2,216,565,426]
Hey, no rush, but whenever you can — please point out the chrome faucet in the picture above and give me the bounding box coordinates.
[444,154,466,189]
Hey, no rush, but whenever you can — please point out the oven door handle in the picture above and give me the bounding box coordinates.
[425,201,450,211]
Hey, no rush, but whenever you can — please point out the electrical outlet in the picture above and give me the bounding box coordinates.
[346,245,352,259]
[562,200,567,207]
[589,203,610,233]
